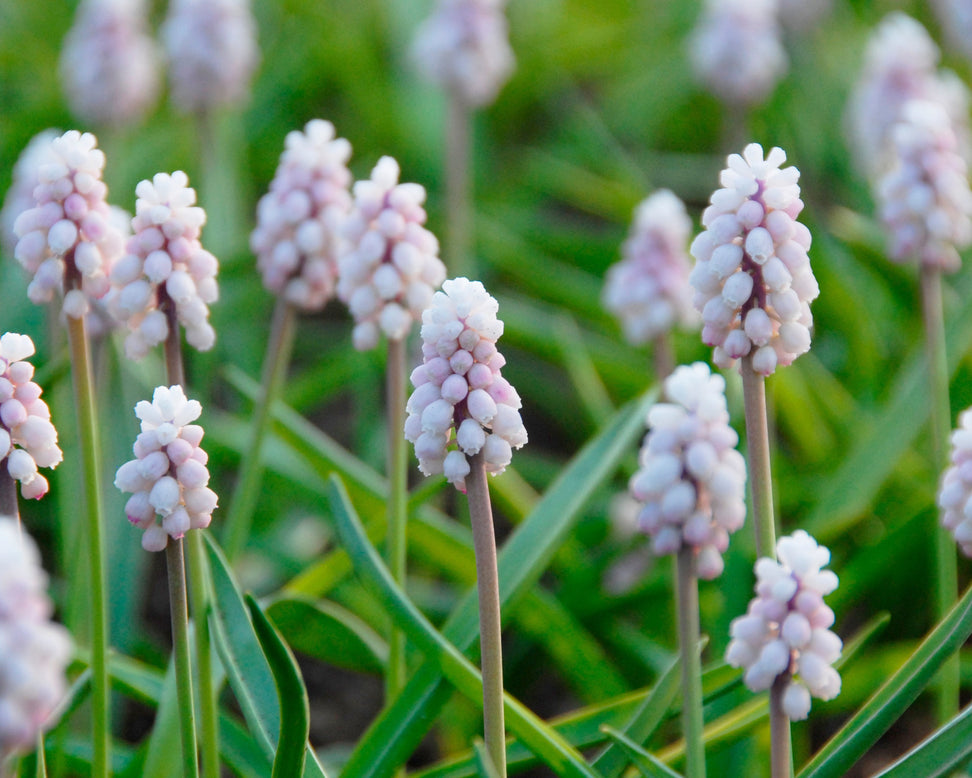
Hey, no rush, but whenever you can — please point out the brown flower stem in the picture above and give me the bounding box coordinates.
[741,354,776,558]
[675,547,705,778]
[386,337,409,706]
[921,265,959,723]
[652,334,675,382]
[465,451,506,776]
[0,461,19,521]
[769,674,793,778]
[446,90,473,278]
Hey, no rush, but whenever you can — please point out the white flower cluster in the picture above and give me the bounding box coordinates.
[161,0,259,114]
[405,278,527,491]
[937,407,972,556]
[877,100,972,272]
[689,0,787,107]
[0,518,72,758]
[603,190,697,345]
[628,362,746,580]
[0,334,62,502]
[251,120,353,310]
[12,130,125,318]
[114,385,218,552]
[60,0,160,128]
[848,13,970,180]
[726,530,842,721]
[1,130,60,255]
[411,0,515,107]
[337,157,447,350]
[689,143,818,376]
[109,171,218,359]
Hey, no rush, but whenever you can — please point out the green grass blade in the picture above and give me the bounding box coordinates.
[327,475,599,778]
[472,740,503,778]
[870,701,972,777]
[245,594,309,778]
[599,726,683,778]
[798,582,972,778]
[219,713,273,778]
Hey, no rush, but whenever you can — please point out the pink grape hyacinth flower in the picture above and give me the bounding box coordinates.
[0,517,73,760]
[726,530,842,721]
[337,157,447,350]
[109,171,219,359]
[1,130,61,256]
[936,406,972,556]
[12,130,126,319]
[251,119,353,310]
[629,362,746,580]
[603,189,697,345]
[114,385,217,552]
[0,334,62,501]
[689,143,818,376]
[405,277,527,491]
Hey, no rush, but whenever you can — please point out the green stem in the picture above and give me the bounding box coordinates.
[675,547,705,778]
[386,338,408,705]
[769,674,792,778]
[162,306,218,778]
[921,266,959,723]
[446,90,473,278]
[166,539,200,778]
[465,451,507,777]
[222,298,297,561]
[65,313,110,778]
[741,354,776,559]
[652,334,674,383]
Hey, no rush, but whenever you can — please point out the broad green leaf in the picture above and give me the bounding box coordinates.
[266,596,387,675]
[246,594,310,778]
[599,726,683,778]
[339,390,657,777]
[219,712,274,778]
[327,475,598,778]
[798,583,972,778]
[871,702,972,777]
[138,660,183,778]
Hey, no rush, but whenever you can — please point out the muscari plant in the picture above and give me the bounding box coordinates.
[7,4,972,778]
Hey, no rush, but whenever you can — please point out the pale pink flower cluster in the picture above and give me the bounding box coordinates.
[161,0,259,114]
[726,530,842,721]
[937,407,972,556]
[877,101,972,272]
[0,518,72,758]
[109,171,218,359]
[629,362,746,580]
[251,120,353,310]
[689,0,787,107]
[689,143,818,376]
[603,190,697,345]
[60,0,160,127]
[0,334,61,502]
[114,385,217,552]
[412,0,515,107]
[337,157,447,350]
[848,13,970,179]
[1,130,60,255]
[12,131,125,319]
[405,278,527,491]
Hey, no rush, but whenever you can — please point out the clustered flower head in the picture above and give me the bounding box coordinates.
[109,171,218,359]
[405,277,527,491]
[848,13,970,180]
[60,0,161,128]
[936,406,972,556]
[603,190,697,345]
[0,334,62,502]
[251,120,353,310]
[114,385,217,552]
[411,0,515,107]
[726,530,842,721]
[689,143,818,376]
[877,100,972,272]
[161,0,259,114]
[12,130,126,319]
[1,130,60,256]
[337,157,447,350]
[0,518,73,758]
[628,362,746,580]
[688,0,788,107]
